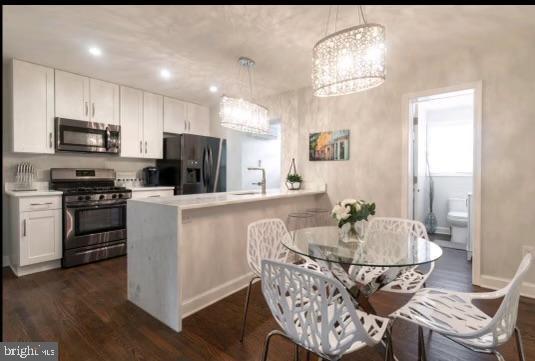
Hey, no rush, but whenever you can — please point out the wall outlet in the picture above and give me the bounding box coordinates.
[522,245,534,257]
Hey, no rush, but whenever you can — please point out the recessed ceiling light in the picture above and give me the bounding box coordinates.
[209,85,218,93]
[160,69,171,79]
[88,46,102,57]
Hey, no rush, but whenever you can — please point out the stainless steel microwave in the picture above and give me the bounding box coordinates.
[55,118,120,154]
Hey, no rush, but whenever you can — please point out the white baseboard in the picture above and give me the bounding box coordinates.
[3,256,10,267]
[434,226,450,235]
[10,260,61,277]
[181,271,255,319]
[479,274,535,299]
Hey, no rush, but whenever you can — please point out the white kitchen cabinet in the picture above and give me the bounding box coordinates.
[187,102,210,136]
[11,59,55,154]
[163,97,188,134]
[8,194,62,277]
[120,86,144,157]
[143,92,164,159]
[90,78,120,125]
[56,70,119,125]
[55,69,90,121]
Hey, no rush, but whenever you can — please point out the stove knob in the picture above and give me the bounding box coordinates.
[112,194,117,199]
[99,195,105,200]
[118,193,123,198]
[85,195,91,201]
[78,196,84,201]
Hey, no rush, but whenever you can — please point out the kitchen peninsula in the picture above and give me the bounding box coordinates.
[127,185,327,332]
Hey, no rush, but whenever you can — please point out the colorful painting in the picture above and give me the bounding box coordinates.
[309,129,350,161]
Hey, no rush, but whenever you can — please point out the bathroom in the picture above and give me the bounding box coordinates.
[412,89,475,259]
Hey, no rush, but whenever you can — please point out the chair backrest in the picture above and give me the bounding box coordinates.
[261,260,380,358]
[365,217,429,242]
[478,253,532,346]
[247,218,290,276]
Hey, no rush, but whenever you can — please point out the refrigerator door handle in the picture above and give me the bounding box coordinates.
[202,147,209,187]
[213,138,223,192]
[208,146,214,189]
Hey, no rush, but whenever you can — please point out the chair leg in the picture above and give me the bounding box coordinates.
[515,327,526,361]
[294,344,299,361]
[493,351,505,361]
[418,326,427,361]
[240,276,258,343]
[261,330,283,361]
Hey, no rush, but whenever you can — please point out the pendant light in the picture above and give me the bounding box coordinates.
[219,57,270,135]
[312,5,386,97]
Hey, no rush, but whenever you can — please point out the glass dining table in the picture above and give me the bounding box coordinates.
[282,226,443,315]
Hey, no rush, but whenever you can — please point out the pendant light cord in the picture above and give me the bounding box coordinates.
[359,5,367,24]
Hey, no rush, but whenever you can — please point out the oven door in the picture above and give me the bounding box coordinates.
[64,200,126,250]
[55,117,120,154]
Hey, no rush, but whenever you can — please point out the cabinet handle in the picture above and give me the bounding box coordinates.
[85,102,88,116]
[188,121,191,131]
[49,132,53,148]
[184,120,187,131]
[140,140,143,154]
[92,103,95,117]
[145,141,147,154]
[148,195,161,197]
[30,202,53,206]
[23,219,26,236]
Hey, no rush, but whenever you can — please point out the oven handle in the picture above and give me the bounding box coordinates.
[105,126,111,150]
[65,201,127,209]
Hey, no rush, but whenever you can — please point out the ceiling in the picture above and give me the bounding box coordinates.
[3,5,535,106]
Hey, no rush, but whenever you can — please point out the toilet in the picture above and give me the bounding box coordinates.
[447,198,469,244]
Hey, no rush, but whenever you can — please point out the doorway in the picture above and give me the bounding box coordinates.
[402,82,482,284]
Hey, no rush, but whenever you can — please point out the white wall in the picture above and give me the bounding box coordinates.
[259,36,535,286]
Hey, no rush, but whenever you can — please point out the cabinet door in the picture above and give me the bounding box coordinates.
[90,78,120,125]
[163,97,187,134]
[20,209,61,266]
[143,92,163,159]
[120,86,144,158]
[55,70,90,121]
[187,103,210,136]
[12,59,55,154]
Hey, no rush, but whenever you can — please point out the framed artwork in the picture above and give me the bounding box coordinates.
[309,129,350,161]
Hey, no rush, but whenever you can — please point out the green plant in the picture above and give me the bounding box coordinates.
[331,199,376,228]
[286,174,302,183]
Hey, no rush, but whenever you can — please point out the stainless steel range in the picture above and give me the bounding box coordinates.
[50,168,131,267]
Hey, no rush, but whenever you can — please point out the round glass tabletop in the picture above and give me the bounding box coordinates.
[284,226,443,267]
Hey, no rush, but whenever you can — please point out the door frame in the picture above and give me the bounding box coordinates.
[400,81,483,286]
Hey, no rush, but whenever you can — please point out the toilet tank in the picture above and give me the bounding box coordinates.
[448,198,467,212]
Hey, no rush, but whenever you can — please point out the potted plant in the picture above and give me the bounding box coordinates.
[286,173,302,190]
[332,199,376,242]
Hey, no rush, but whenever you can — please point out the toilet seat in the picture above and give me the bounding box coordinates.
[447,211,468,226]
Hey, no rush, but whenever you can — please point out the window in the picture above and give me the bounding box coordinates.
[426,107,473,175]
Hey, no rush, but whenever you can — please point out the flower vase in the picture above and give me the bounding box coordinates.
[341,221,364,243]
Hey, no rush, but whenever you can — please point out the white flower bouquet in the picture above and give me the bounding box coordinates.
[332,199,376,242]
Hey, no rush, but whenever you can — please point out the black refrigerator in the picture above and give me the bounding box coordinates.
[157,134,226,195]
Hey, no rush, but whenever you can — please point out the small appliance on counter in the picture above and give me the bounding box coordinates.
[142,167,160,187]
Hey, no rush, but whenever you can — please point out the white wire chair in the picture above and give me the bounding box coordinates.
[240,218,291,342]
[391,253,532,361]
[348,217,435,294]
[260,259,392,361]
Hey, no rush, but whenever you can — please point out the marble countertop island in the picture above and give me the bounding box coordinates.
[127,184,327,332]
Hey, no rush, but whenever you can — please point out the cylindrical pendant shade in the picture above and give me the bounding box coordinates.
[312,23,386,97]
[219,96,270,135]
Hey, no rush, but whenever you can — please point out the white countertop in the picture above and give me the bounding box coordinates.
[128,185,326,210]
[5,189,63,197]
[127,186,175,191]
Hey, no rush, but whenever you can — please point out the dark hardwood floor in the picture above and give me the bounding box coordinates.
[3,249,534,360]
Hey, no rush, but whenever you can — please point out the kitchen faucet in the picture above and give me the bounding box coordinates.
[247,167,266,195]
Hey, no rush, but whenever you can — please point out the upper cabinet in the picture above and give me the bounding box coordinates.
[11,59,55,154]
[89,78,120,125]
[163,97,210,136]
[55,70,90,121]
[142,92,164,159]
[55,70,119,125]
[120,86,144,158]
[163,97,187,134]
[187,102,210,136]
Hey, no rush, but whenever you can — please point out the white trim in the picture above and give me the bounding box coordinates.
[480,274,535,299]
[181,271,255,319]
[401,81,483,286]
[3,256,10,267]
[9,260,61,277]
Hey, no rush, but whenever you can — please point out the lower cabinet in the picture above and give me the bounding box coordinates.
[130,188,174,200]
[9,195,62,276]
